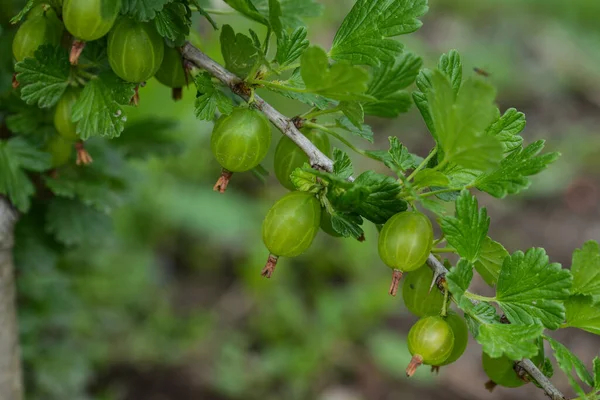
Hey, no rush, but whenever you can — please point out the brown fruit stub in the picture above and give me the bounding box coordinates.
[261,254,279,278]
[484,380,498,392]
[130,85,140,106]
[213,169,233,193]
[388,269,403,296]
[11,73,19,89]
[430,365,440,374]
[406,354,423,377]
[75,141,93,165]
[70,40,86,65]
[172,87,183,101]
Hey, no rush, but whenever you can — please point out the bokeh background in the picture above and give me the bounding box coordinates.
[2,0,600,399]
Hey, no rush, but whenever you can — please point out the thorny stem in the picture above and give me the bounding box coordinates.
[181,43,566,400]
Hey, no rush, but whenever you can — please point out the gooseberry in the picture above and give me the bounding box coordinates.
[438,311,468,366]
[46,136,73,168]
[154,46,188,100]
[406,316,454,377]
[261,191,321,278]
[482,353,526,388]
[211,107,272,193]
[107,18,164,83]
[378,211,433,296]
[12,12,63,62]
[273,129,330,191]
[402,266,444,317]
[54,89,80,142]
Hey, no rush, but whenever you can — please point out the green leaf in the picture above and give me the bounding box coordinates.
[267,69,330,109]
[564,295,600,335]
[291,164,322,193]
[9,0,36,24]
[122,0,171,21]
[478,323,543,360]
[330,0,428,66]
[545,335,594,396]
[189,1,218,30]
[571,240,600,299]
[0,137,51,212]
[437,49,462,95]
[193,72,233,121]
[332,148,353,180]
[428,71,502,170]
[440,190,489,262]
[223,0,269,24]
[485,108,525,153]
[71,73,136,140]
[473,237,508,286]
[330,212,364,240]
[268,0,283,37]
[594,357,600,391]
[112,118,183,158]
[45,198,113,247]
[220,25,260,79]
[154,1,192,46]
[418,197,447,217]
[474,140,560,198]
[300,46,373,102]
[339,102,364,129]
[495,248,572,329]
[363,52,422,118]
[385,136,419,173]
[412,90,435,139]
[463,302,499,338]
[335,116,373,143]
[275,27,309,67]
[14,45,70,108]
[252,0,323,30]
[14,214,57,272]
[412,169,450,189]
[446,259,474,310]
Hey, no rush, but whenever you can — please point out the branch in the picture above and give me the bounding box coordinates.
[181,43,333,172]
[0,197,22,400]
[181,43,565,400]
[426,255,565,400]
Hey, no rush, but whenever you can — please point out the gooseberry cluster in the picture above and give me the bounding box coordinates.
[11,0,192,166]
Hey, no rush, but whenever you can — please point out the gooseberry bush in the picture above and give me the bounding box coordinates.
[1,0,600,399]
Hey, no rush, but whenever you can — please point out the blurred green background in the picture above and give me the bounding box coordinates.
[2,0,600,399]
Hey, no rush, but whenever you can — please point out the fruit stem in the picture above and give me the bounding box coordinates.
[75,141,93,165]
[69,40,86,65]
[484,380,497,392]
[131,85,140,106]
[261,254,279,278]
[388,269,403,296]
[440,282,449,317]
[172,87,183,101]
[406,354,423,377]
[213,169,233,193]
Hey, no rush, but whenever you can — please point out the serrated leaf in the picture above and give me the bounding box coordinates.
[154,1,192,46]
[428,71,502,170]
[594,357,600,391]
[437,49,462,95]
[220,25,260,79]
[14,214,57,272]
[385,136,419,173]
[564,295,600,335]
[275,26,309,67]
[418,197,447,217]
[485,108,525,153]
[440,190,489,262]
[14,44,70,108]
[330,0,428,66]
[478,323,543,360]
[268,0,283,37]
[335,116,373,143]
[545,335,594,396]
[495,248,572,329]
[121,0,170,21]
[71,73,135,140]
[339,102,363,129]
[223,0,269,25]
[412,169,450,189]
[364,52,422,118]
[333,148,353,179]
[0,137,51,212]
[412,90,435,138]
[474,140,559,198]
[571,241,600,299]
[291,163,322,193]
[330,211,364,240]
[45,198,113,247]
[463,302,499,338]
[193,72,233,121]
[301,46,373,102]
[474,237,508,286]
[267,69,330,109]
[446,259,474,310]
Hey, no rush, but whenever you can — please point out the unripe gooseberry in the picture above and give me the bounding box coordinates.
[261,191,321,278]
[438,311,468,366]
[107,18,164,83]
[46,136,73,167]
[54,89,80,142]
[63,0,121,41]
[12,12,63,62]
[26,4,55,19]
[482,343,545,390]
[378,211,433,296]
[273,129,330,191]
[211,107,272,193]
[154,46,188,100]
[406,316,454,377]
[402,266,444,317]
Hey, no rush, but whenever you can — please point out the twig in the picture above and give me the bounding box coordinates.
[181,43,565,400]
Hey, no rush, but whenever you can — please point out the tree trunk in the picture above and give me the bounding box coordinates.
[0,198,22,400]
